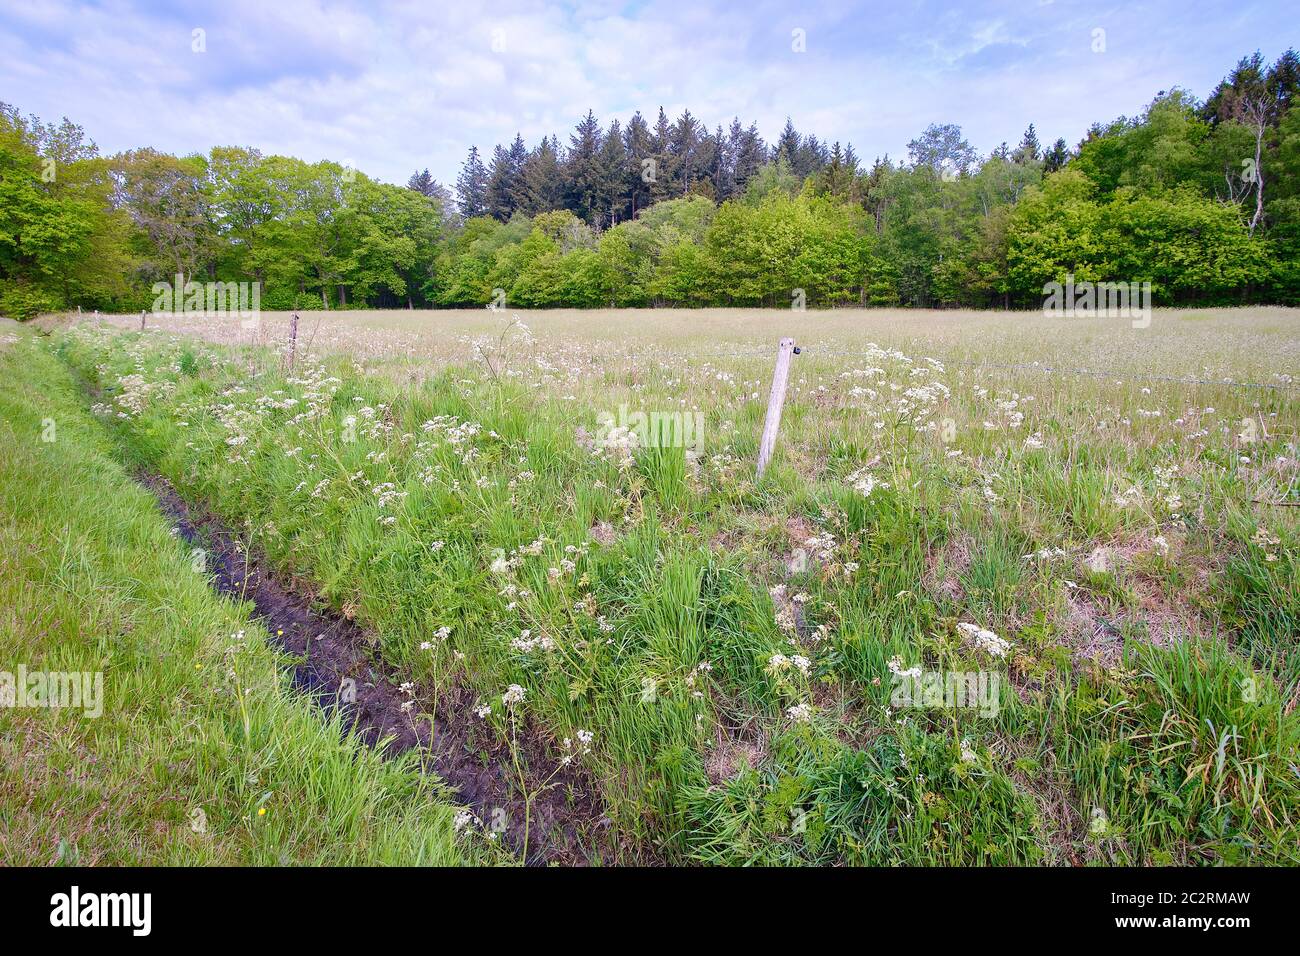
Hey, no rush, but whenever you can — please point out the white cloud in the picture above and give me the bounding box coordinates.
[0,0,1293,188]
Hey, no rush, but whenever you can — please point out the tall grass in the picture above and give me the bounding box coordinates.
[0,331,487,865]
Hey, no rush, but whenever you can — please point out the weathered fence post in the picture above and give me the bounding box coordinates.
[757,337,797,478]
[288,312,299,368]
[140,309,147,331]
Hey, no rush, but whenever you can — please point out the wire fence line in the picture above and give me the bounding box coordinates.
[119,314,1299,394]
[681,342,1300,393]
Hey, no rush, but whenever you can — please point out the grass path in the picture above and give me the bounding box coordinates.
[0,328,483,865]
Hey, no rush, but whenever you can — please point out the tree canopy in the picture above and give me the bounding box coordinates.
[2,48,1297,318]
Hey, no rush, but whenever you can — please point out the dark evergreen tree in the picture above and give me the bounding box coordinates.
[1203,51,1269,124]
[1043,137,1069,173]
[773,118,801,173]
[485,137,526,221]
[1268,48,1300,114]
[506,134,530,211]
[650,107,674,202]
[596,118,628,225]
[731,121,766,195]
[843,143,860,176]
[819,142,857,199]
[710,123,734,200]
[408,168,452,205]
[455,146,489,219]
[1015,123,1041,162]
[407,168,433,195]
[623,111,655,216]
[800,134,829,176]
[565,110,605,224]
[520,137,563,215]
[670,109,704,196]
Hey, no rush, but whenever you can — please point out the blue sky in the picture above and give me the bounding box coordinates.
[1,0,1294,188]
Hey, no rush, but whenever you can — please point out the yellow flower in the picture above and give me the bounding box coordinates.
[258,807,267,817]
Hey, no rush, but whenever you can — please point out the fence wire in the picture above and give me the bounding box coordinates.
[685,343,1299,392]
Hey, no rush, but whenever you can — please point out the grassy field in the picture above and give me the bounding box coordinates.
[6,305,1299,865]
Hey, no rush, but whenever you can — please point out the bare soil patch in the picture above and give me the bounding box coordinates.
[136,472,612,864]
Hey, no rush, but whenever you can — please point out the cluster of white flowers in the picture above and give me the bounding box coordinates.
[596,424,640,468]
[510,630,557,654]
[766,653,812,676]
[547,549,585,581]
[113,372,175,417]
[977,392,1029,429]
[371,481,408,511]
[1114,485,1143,508]
[785,702,814,723]
[887,656,922,679]
[683,660,712,693]
[501,684,526,707]
[1152,464,1182,515]
[846,466,889,498]
[836,348,953,434]
[254,392,300,413]
[803,531,837,565]
[560,728,595,764]
[453,809,482,833]
[768,584,799,633]
[957,622,1011,658]
[1024,546,1066,562]
[980,477,1001,505]
[284,367,341,428]
[1252,525,1281,563]
[419,626,452,651]
[414,414,485,469]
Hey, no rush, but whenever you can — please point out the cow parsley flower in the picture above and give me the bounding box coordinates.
[957,622,1011,658]
[786,703,813,722]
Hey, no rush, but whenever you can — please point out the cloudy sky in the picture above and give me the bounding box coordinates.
[1,0,1293,189]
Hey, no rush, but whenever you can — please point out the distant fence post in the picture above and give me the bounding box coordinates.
[288,312,299,368]
[140,309,147,331]
[757,337,798,479]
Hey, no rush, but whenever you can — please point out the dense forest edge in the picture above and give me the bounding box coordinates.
[2,49,1299,318]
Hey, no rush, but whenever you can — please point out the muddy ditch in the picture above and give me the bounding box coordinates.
[135,471,614,865]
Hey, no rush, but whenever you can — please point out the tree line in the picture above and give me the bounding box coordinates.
[1,49,1297,318]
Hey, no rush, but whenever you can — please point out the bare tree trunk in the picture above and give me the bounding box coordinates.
[1244,96,1270,236]
[1250,119,1265,235]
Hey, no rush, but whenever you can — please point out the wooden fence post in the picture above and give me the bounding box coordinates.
[757,337,797,478]
[288,312,299,368]
[140,309,146,331]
